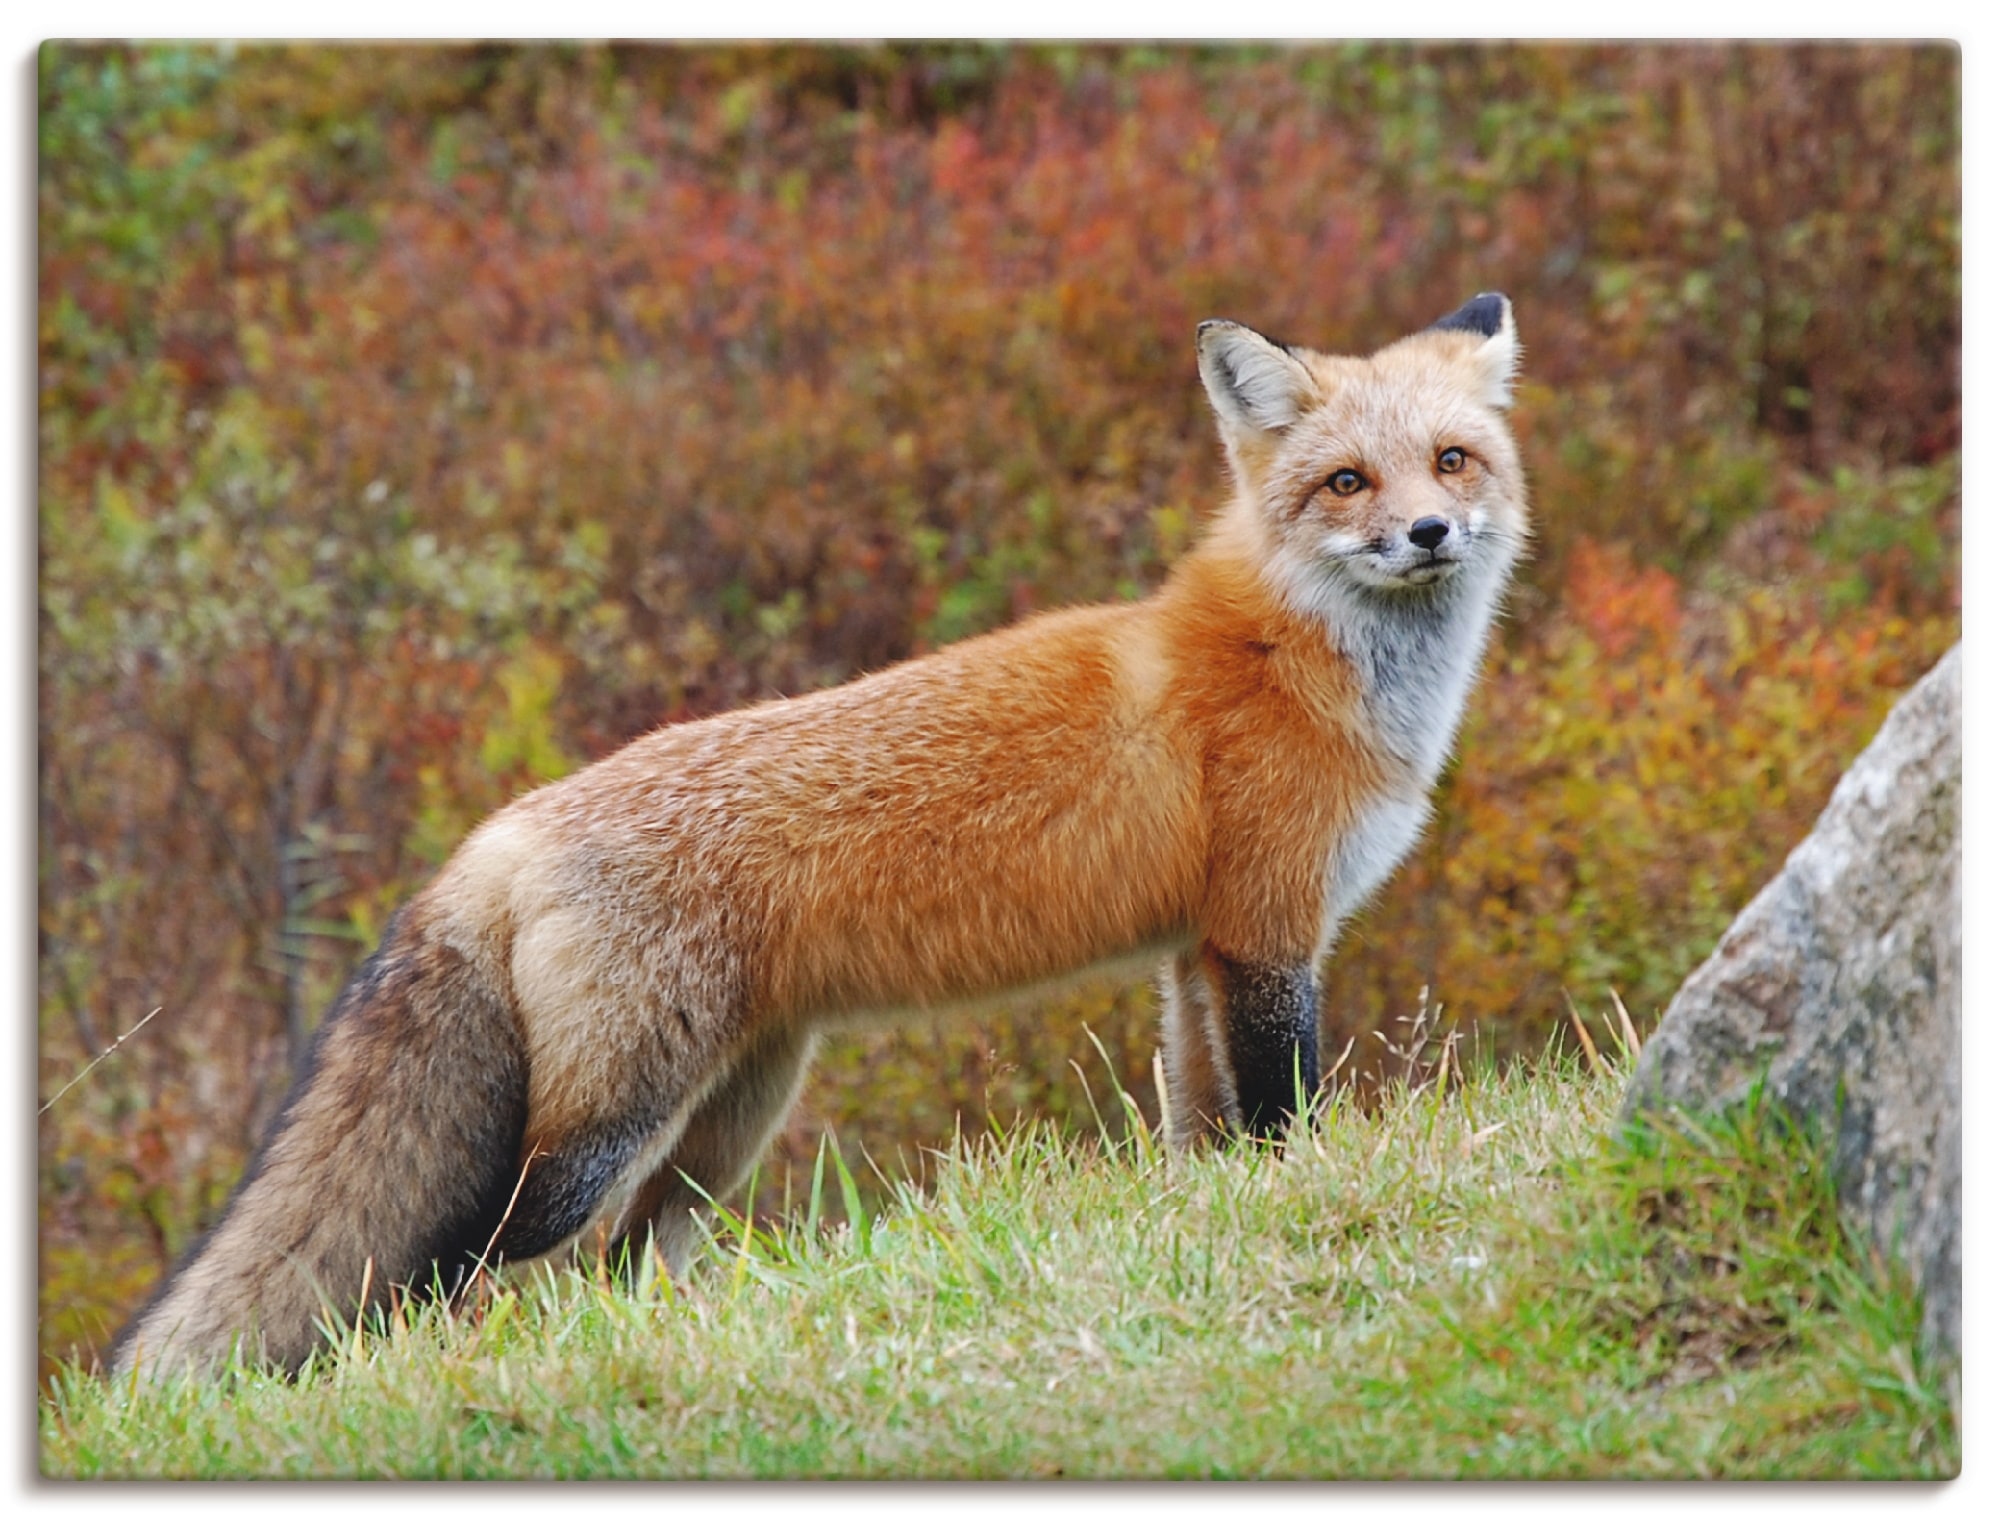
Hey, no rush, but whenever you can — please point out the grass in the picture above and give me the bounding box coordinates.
[39,1040,1958,1479]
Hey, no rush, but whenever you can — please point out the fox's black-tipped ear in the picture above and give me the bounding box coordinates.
[1428,292,1519,409]
[1196,320,1317,438]
[1428,292,1509,339]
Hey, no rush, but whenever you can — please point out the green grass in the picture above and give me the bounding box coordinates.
[40,1049,1957,1479]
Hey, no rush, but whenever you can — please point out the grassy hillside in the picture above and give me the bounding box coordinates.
[41,1042,1956,1479]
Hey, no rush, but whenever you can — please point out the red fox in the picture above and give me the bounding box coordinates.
[111,294,1527,1379]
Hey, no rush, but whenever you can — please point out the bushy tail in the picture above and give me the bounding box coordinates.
[109,904,528,1381]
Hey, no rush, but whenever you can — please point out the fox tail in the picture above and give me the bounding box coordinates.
[109,905,529,1381]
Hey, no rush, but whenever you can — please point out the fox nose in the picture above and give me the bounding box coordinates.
[1408,517,1451,552]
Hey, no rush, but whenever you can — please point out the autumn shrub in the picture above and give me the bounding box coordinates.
[38,42,1957,1371]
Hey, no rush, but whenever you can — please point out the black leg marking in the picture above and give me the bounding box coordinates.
[1216,955,1319,1141]
[493,1124,650,1263]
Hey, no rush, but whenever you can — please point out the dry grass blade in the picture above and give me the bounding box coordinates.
[38,1006,164,1115]
[1564,990,1603,1075]
[1609,988,1644,1061]
[459,1147,546,1307]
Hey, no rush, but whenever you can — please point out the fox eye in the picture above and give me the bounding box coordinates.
[1437,447,1467,474]
[1328,469,1367,497]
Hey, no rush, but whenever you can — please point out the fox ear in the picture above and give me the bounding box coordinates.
[1427,292,1519,410]
[1197,320,1317,436]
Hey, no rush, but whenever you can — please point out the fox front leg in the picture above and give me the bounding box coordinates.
[1214,953,1320,1140]
[1161,948,1320,1144]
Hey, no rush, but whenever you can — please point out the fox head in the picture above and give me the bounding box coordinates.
[1196,294,1528,619]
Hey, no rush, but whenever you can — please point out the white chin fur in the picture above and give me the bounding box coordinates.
[1266,537,1495,634]
[1345,555,1462,590]
[1309,529,1468,592]
[1264,537,1511,782]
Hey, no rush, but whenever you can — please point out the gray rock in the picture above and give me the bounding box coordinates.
[1620,643,1960,1361]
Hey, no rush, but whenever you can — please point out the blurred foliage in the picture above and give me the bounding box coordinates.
[38,42,1958,1373]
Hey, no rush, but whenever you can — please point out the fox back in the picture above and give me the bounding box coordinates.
[111,293,1527,1380]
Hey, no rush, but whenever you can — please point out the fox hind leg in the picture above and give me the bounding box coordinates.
[491,1117,669,1265]
[491,1015,726,1266]
[604,1026,818,1275]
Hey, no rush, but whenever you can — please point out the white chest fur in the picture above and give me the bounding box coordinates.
[1341,569,1505,783]
[1316,791,1432,962]
[1308,565,1508,963]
